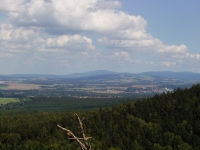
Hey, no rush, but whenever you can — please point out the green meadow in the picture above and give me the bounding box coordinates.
[0,85,7,90]
[0,98,19,105]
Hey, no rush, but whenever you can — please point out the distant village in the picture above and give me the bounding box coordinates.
[94,86,174,95]
[131,87,174,94]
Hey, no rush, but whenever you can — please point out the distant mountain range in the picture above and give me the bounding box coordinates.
[65,70,200,81]
[65,70,116,78]
[138,71,200,81]
[1,70,200,81]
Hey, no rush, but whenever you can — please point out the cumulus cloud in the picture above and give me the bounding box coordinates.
[6,0,146,34]
[0,0,199,73]
[173,53,200,60]
[98,36,187,54]
[95,0,121,9]
[0,24,38,41]
[0,23,95,58]
[45,35,95,51]
[161,61,177,67]
[0,0,25,13]
[0,23,41,54]
[4,0,182,55]
[114,51,131,61]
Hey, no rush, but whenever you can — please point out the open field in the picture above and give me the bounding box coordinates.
[0,85,7,90]
[0,72,199,98]
[0,98,19,104]
[3,82,41,90]
[92,90,124,94]
[131,85,158,88]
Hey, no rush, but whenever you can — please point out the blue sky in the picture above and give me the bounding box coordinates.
[0,0,199,74]
[122,1,200,52]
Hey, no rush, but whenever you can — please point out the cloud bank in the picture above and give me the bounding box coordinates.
[0,0,199,74]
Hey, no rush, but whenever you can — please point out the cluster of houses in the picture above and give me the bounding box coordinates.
[133,87,173,94]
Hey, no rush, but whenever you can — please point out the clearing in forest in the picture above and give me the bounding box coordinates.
[0,98,20,105]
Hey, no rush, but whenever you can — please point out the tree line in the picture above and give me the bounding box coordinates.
[0,84,200,149]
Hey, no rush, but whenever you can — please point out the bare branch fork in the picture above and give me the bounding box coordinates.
[57,113,92,150]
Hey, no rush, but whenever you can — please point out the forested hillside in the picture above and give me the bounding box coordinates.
[0,84,200,150]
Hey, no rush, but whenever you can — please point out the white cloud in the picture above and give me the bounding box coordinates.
[0,21,94,43]
[45,35,95,51]
[146,61,158,66]
[0,53,13,58]
[0,0,25,13]
[0,23,40,54]
[114,51,131,61]
[1,0,166,54]
[0,24,38,41]
[98,37,187,54]
[6,0,146,34]
[0,0,199,73]
[172,53,200,60]
[95,0,121,9]
[161,61,177,67]
[0,23,96,60]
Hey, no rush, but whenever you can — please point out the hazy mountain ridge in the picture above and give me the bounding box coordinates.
[1,70,200,81]
[74,70,200,81]
[138,71,200,81]
[64,70,116,78]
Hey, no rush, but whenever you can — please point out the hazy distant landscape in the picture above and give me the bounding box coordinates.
[0,70,199,100]
[0,70,199,110]
[1,70,199,112]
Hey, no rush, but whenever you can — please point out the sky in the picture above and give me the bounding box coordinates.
[0,0,200,74]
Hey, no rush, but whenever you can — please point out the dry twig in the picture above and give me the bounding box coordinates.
[57,113,92,150]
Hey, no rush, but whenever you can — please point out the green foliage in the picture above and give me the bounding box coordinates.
[0,98,19,105]
[153,143,163,150]
[0,84,200,149]
[177,143,192,150]
[0,97,133,111]
[108,148,121,150]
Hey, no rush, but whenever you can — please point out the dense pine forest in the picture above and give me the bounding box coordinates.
[0,84,200,150]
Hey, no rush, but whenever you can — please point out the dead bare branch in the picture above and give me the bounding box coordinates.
[57,113,92,150]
